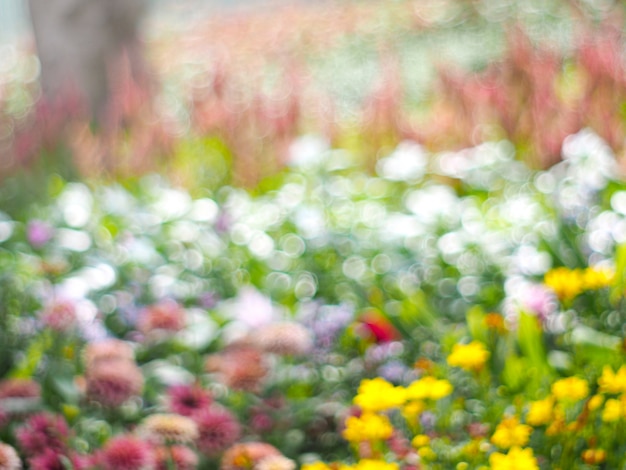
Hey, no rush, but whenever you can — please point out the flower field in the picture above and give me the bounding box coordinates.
[1,1,626,469]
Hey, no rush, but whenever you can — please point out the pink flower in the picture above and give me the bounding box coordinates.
[41,299,77,333]
[154,446,198,470]
[167,384,212,417]
[86,360,143,407]
[137,300,186,338]
[195,406,241,456]
[99,435,154,470]
[27,220,53,248]
[29,449,88,470]
[84,339,135,368]
[16,413,69,455]
[0,442,21,470]
[206,343,268,393]
[0,379,41,400]
[253,322,313,356]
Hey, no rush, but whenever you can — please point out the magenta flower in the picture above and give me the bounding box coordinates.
[195,406,241,456]
[16,413,69,456]
[167,384,212,417]
[98,435,154,470]
[29,449,88,470]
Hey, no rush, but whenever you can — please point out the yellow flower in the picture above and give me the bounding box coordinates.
[447,341,490,372]
[417,447,437,461]
[582,448,607,465]
[352,460,399,470]
[402,400,425,424]
[598,365,626,394]
[588,394,604,411]
[526,397,554,426]
[582,267,614,290]
[353,378,406,412]
[411,434,430,448]
[602,398,623,422]
[544,267,585,301]
[301,463,331,470]
[551,377,589,402]
[489,447,539,470]
[342,412,394,442]
[490,417,532,449]
[406,376,453,401]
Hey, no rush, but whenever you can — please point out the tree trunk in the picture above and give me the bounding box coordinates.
[27,0,146,120]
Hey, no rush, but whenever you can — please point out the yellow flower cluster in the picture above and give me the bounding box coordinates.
[543,266,615,301]
[353,378,407,412]
[447,341,490,372]
[342,412,394,443]
[490,417,532,449]
[489,447,539,470]
[303,459,399,470]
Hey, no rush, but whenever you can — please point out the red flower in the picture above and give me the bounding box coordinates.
[356,310,401,343]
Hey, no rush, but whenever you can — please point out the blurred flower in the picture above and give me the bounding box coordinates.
[195,406,242,456]
[29,449,88,470]
[253,322,313,356]
[40,299,77,333]
[484,313,507,334]
[167,384,212,417]
[519,284,557,323]
[84,339,135,368]
[0,379,41,400]
[582,266,615,290]
[490,416,532,449]
[489,447,538,470]
[342,412,394,443]
[356,311,401,343]
[256,455,296,470]
[601,398,623,422]
[406,377,453,401]
[206,343,268,393]
[137,300,186,338]
[526,397,554,426]
[598,365,626,394]
[353,378,406,412]
[86,360,144,407]
[140,414,198,445]
[220,442,282,470]
[16,413,69,455]
[551,376,589,402]
[447,341,490,372]
[0,442,21,470]
[26,220,53,248]
[582,448,607,465]
[99,435,154,470]
[543,267,584,302]
[154,446,197,470]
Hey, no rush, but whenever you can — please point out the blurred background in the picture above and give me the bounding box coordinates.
[1,0,625,196]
